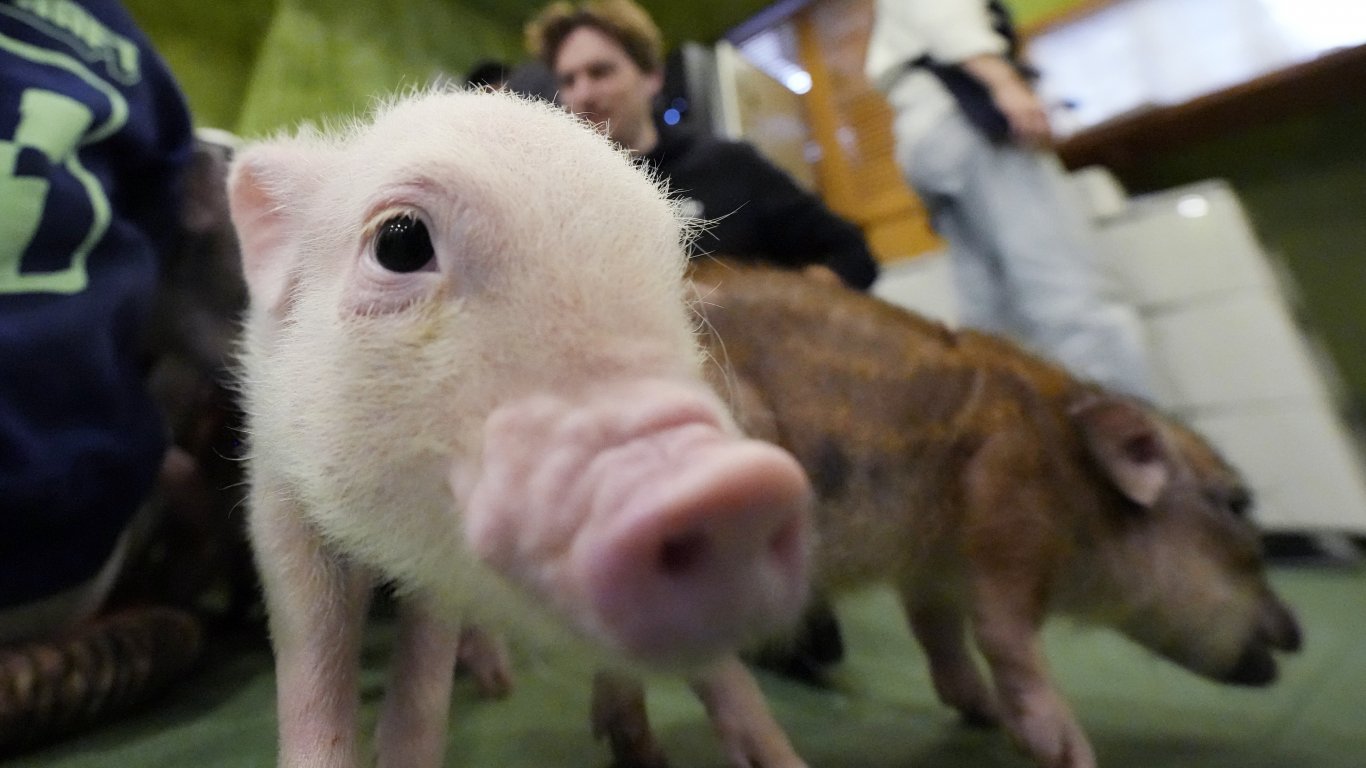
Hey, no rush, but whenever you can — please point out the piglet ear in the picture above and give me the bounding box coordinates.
[1069,393,1170,508]
[226,143,321,321]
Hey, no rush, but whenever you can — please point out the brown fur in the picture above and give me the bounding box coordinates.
[696,262,1095,595]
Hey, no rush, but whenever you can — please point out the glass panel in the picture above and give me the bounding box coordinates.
[1029,0,1366,135]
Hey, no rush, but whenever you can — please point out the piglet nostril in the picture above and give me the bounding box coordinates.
[659,530,709,577]
[768,516,802,564]
[1280,618,1304,653]
[1225,645,1277,687]
[1259,597,1304,653]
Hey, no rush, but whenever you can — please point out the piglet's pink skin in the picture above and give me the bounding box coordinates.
[229,88,812,767]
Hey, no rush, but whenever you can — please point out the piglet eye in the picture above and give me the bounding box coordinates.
[374,215,434,273]
[1228,489,1253,518]
[1209,487,1254,518]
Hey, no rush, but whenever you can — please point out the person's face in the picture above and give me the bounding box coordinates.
[553,25,662,148]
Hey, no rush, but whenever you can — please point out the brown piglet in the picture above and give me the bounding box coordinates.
[593,261,1303,768]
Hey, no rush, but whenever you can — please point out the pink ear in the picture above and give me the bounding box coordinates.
[226,144,320,321]
[1070,394,1170,507]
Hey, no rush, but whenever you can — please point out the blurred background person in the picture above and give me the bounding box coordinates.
[526,0,879,291]
[865,0,1155,399]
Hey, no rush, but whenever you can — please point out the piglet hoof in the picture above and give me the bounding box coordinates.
[591,670,670,768]
[957,704,1001,730]
[947,688,1001,729]
[454,625,513,700]
[936,679,1000,729]
[1035,739,1096,768]
[1007,713,1096,768]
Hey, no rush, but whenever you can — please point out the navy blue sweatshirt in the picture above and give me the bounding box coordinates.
[0,0,193,608]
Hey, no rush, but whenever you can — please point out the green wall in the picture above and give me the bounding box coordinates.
[123,0,275,132]
[235,0,522,136]
[125,0,523,136]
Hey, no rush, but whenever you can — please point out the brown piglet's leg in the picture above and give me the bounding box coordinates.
[971,579,1096,768]
[904,594,1000,728]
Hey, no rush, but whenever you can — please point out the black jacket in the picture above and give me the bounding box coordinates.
[640,125,879,290]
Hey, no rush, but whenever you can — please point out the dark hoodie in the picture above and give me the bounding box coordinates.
[1,0,193,608]
[640,124,879,290]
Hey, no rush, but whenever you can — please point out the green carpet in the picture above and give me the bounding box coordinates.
[13,566,1366,767]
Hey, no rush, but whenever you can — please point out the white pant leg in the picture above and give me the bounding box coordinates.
[899,112,1155,399]
[896,111,1018,337]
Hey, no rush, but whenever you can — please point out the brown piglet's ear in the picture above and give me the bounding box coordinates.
[1069,393,1170,508]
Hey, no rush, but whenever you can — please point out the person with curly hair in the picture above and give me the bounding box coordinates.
[526,0,880,291]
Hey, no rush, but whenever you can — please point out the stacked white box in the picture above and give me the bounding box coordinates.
[1090,177,1366,534]
[1096,180,1280,307]
[872,250,960,327]
[1141,290,1329,409]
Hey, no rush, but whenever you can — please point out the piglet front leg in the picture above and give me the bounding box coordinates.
[375,603,462,768]
[972,582,1096,768]
[905,596,1000,727]
[591,658,805,768]
[691,656,807,768]
[249,484,371,768]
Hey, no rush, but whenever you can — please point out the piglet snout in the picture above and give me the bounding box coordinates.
[1223,594,1303,687]
[581,434,812,666]
[463,380,812,667]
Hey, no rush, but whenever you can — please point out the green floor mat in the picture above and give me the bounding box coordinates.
[12,566,1365,767]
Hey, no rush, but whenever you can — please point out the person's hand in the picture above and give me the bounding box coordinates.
[961,54,1053,150]
[989,77,1052,149]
